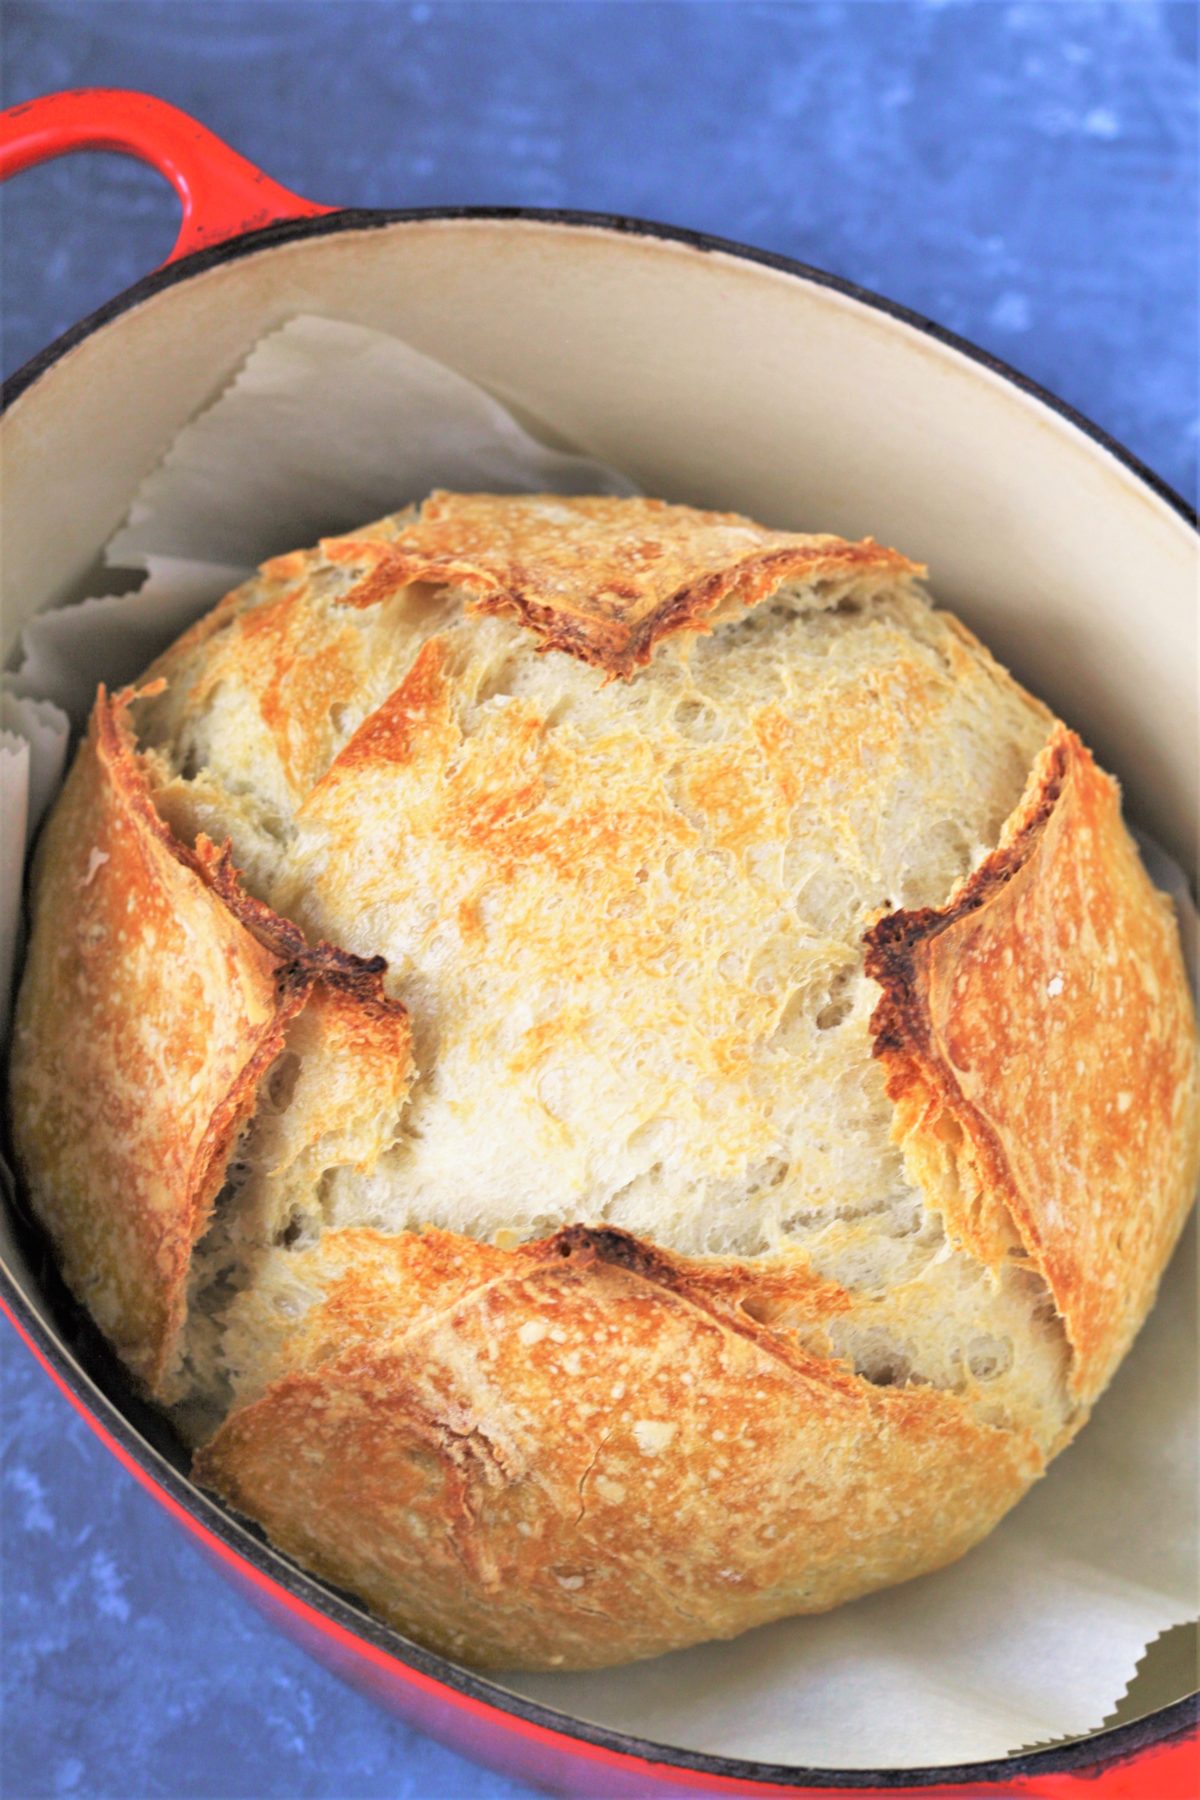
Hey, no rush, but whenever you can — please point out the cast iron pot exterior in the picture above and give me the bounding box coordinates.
[1,90,1196,1799]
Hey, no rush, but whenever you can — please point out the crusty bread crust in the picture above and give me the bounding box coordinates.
[316,491,923,677]
[9,690,297,1389]
[866,724,1200,1406]
[9,494,1197,1669]
[10,688,412,1394]
[195,1223,1041,1671]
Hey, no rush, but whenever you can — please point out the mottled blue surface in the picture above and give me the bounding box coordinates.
[1,4,1196,1797]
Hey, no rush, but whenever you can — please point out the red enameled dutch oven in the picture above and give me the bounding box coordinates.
[1,89,1196,1799]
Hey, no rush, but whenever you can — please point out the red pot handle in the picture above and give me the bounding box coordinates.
[0,87,333,263]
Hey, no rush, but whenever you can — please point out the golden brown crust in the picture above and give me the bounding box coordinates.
[12,493,1195,1675]
[10,689,411,1396]
[322,492,921,677]
[865,725,1200,1402]
[197,1224,1040,1670]
[314,634,458,784]
[8,690,297,1389]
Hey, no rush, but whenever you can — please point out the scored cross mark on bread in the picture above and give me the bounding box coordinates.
[10,494,1197,1670]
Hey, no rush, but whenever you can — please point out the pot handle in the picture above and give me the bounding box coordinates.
[0,87,333,263]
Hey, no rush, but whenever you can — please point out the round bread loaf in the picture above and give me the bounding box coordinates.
[10,493,1198,1671]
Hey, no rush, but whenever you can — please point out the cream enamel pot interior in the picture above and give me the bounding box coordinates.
[6,198,1199,870]
[1,89,1197,1800]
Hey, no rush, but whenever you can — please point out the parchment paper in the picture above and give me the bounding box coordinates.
[2,315,1195,1770]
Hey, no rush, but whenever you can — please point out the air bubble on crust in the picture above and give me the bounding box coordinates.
[265,1052,301,1114]
[328,701,354,738]
[672,696,726,743]
[965,1335,1014,1382]
[828,1323,915,1389]
[815,965,856,1032]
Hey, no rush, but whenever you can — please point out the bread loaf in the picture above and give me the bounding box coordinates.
[10,493,1198,1669]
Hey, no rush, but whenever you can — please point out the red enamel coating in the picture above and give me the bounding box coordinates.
[0,83,1194,1798]
[0,87,332,262]
[2,1294,1195,1798]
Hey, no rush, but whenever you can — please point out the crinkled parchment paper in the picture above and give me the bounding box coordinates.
[2,315,1195,1770]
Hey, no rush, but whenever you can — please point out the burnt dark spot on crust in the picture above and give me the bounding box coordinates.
[196,842,309,960]
[545,1223,683,1289]
[273,960,313,1006]
[864,731,1071,1059]
[305,946,406,1027]
[105,690,410,1037]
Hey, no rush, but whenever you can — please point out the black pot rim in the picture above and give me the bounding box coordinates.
[2,200,1196,1792]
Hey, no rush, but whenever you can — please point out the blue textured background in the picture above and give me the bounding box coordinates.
[1,4,1196,1797]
